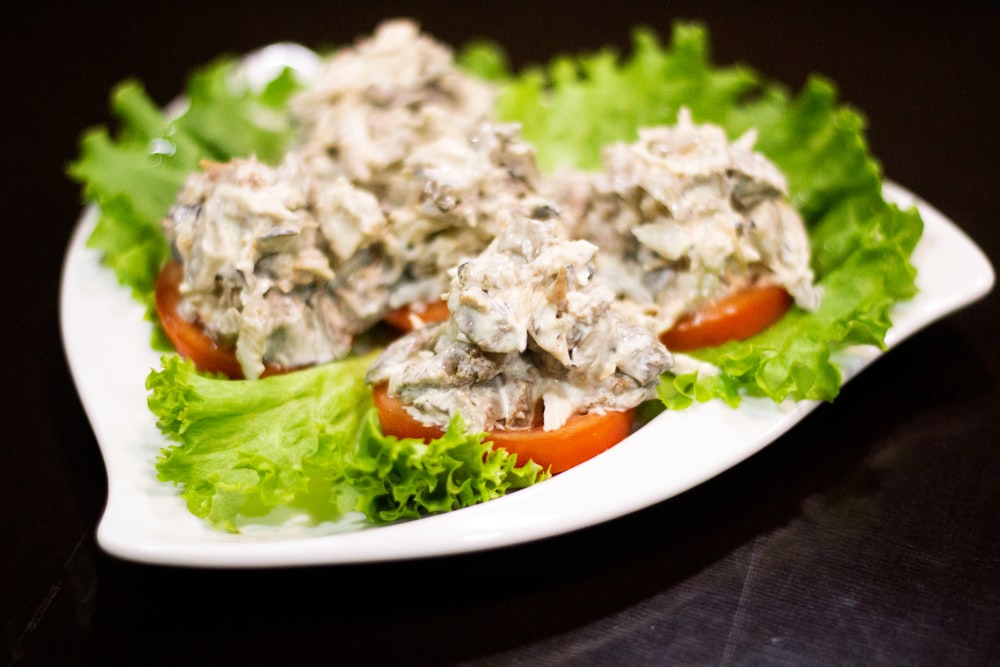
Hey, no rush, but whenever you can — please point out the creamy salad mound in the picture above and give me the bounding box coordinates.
[159,19,820,403]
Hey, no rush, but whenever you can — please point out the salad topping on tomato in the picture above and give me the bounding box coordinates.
[365,213,672,471]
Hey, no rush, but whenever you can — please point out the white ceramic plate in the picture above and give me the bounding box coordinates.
[59,180,995,568]
[59,47,995,568]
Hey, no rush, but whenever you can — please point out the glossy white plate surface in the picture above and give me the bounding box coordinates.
[59,47,995,567]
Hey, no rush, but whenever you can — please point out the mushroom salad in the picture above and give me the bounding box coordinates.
[159,19,820,429]
[71,14,924,529]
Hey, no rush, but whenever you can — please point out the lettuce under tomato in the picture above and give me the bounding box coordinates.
[148,353,547,531]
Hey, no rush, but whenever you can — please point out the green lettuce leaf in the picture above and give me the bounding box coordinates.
[148,353,547,531]
[332,411,547,524]
[66,60,302,340]
[470,24,761,173]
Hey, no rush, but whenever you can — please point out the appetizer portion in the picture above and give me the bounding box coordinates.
[554,108,822,349]
[366,212,673,471]
[159,154,363,379]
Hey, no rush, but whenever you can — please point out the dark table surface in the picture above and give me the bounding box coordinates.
[3,2,998,665]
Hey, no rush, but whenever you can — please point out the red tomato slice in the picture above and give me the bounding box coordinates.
[381,299,451,332]
[154,261,292,379]
[371,383,636,473]
[660,284,793,352]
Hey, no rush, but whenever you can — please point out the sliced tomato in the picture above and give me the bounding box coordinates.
[370,383,453,442]
[154,261,292,379]
[660,284,793,352]
[371,383,635,473]
[381,299,450,332]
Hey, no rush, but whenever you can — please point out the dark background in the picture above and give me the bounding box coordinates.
[3,2,997,665]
